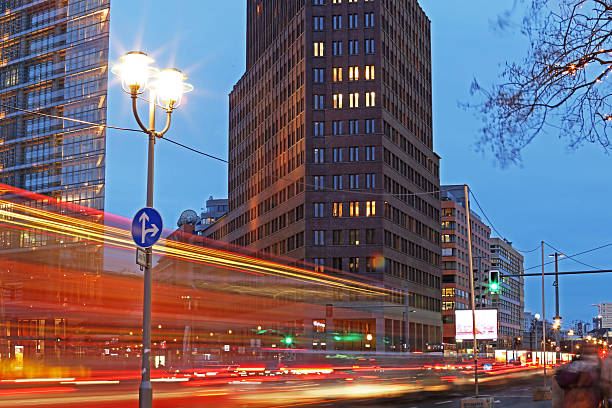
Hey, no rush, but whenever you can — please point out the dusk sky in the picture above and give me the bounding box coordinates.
[105,0,610,326]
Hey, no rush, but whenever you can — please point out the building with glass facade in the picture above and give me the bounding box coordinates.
[0,0,110,211]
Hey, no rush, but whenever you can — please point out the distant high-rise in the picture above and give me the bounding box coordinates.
[0,0,110,210]
[440,185,491,348]
[207,0,441,352]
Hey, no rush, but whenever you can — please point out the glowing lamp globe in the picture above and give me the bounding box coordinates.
[112,51,156,94]
[151,68,193,109]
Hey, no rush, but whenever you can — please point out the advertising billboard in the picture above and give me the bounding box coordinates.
[455,309,498,340]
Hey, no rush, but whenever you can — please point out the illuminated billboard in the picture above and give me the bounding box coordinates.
[455,309,498,340]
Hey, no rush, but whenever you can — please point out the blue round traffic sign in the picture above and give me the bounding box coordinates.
[131,207,163,248]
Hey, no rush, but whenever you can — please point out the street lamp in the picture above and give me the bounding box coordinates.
[112,51,192,408]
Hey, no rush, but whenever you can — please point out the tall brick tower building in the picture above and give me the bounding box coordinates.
[207,0,441,352]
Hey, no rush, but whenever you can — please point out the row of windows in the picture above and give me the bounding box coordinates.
[383,202,440,246]
[313,12,375,30]
[384,229,440,267]
[314,92,376,109]
[212,177,305,240]
[314,39,375,57]
[383,120,438,178]
[313,255,378,274]
[314,201,376,218]
[313,173,376,190]
[313,119,376,136]
[386,258,440,289]
[314,66,375,83]
[314,0,374,6]
[313,146,375,163]
[229,204,305,248]
[313,228,374,246]
[383,175,440,222]
[384,147,436,194]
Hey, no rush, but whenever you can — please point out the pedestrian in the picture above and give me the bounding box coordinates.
[554,343,602,408]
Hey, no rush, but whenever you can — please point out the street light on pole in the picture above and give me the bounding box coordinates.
[112,51,193,408]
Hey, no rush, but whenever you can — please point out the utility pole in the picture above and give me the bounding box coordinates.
[541,242,547,386]
[464,185,478,398]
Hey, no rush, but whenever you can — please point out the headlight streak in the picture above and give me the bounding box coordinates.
[0,199,398,297]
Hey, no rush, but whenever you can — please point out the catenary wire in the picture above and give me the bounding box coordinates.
[544,241,603,271]
[467,187,539,253]
[524,242,612,271]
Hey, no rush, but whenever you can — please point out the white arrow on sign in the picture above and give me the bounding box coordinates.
[139,212,160,245]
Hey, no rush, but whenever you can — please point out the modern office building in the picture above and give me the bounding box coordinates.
[0,0,110,211]
[440,185,491,347]
[490,237,524,349]
[206,0,442,352]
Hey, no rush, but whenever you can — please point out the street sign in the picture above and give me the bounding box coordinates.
[131,207,163,248]
[136,247,147,267]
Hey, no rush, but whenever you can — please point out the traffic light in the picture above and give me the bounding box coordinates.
[283,336,293,345]
[488,270,500,293]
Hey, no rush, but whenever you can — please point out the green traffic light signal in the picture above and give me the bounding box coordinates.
[284,336,293,345]
[488,270,500,293]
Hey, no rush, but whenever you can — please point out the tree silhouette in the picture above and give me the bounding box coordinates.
[469,0,612,165]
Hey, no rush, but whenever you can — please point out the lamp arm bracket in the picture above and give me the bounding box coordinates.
[131,94,149,133]
[155,110,173,138]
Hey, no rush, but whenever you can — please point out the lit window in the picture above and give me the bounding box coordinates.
[333,67,342,82]
[349,202,360,217]
[314,42,324,57]
[349,66,359,81]
[333,202,343,217]
[350,92,359,108]
[333,93,343,109]
[332,0,342,3]
[365,65,375,80]
[366,201,376,216]
[349,230,360,245]
[365,91,375,107]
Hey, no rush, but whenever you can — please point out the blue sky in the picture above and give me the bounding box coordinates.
[106,1,609,326]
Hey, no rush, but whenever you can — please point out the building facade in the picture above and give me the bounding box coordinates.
[440,185,491,347]
[0,0,110,210]
[490,237,524,349]
[206,0,442,352]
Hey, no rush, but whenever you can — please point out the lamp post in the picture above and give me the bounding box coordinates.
[112,51,193,408]
[548,252,564,363]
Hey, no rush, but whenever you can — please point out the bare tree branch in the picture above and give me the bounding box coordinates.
[466,0,612,165]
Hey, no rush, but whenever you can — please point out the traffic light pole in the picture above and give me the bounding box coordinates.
[464,185,478,398]
[541,241,547,388]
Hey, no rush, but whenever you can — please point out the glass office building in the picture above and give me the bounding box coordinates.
[0,0,110,211]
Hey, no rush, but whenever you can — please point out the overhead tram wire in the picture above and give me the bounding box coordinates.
[545,241,603,271]
[524,242,612,271]
[467,187,540,253]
